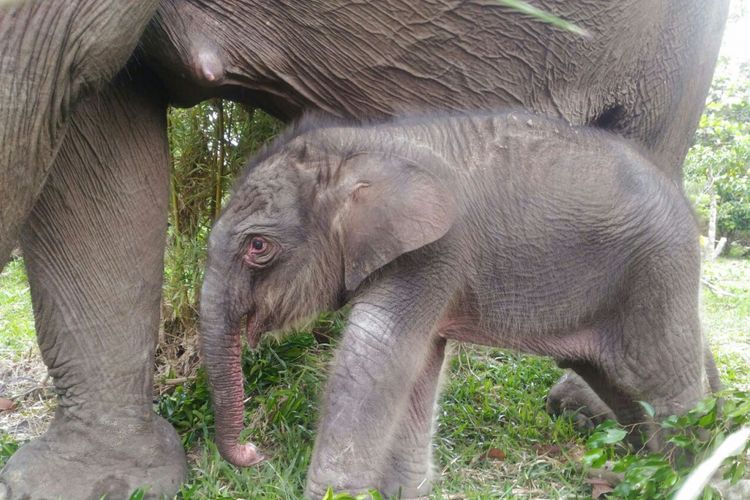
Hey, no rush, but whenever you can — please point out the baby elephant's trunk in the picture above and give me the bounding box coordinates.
[199,270,263,467]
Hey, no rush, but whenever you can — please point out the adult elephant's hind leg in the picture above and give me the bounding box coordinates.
[0,69,186,499]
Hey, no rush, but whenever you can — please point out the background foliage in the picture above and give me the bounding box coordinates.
[159,102,280,379]
[684,59,750,256]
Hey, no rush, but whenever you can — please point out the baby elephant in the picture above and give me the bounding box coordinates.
[200,111,708,498]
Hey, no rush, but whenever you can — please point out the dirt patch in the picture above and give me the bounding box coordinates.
[0,326,199,445]
[0,347,54,442]
[155,320,202,395]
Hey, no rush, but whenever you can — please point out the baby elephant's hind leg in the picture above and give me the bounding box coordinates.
[550,349,719,438]
[546,371,616,431]
[576,268,706,451]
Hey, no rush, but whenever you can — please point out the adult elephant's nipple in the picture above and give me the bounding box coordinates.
[195,49,224,86]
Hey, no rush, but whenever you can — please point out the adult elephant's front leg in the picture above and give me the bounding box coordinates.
[306,278,452,499]
[0,69,186,499]
[0,0,160,266]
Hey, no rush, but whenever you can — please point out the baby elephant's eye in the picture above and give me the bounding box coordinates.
[244,236,278,268]
[251,237,266,252]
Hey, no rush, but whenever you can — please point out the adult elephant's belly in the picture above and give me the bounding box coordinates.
[143,0,729,179]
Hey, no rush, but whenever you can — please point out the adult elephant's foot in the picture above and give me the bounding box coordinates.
[546,370,616,431]
[0,408,186,500]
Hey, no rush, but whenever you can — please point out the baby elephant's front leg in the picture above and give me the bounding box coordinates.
[306,284,449,499]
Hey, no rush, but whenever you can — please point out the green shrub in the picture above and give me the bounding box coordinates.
[0,432,20,469]
[584,390,750,498]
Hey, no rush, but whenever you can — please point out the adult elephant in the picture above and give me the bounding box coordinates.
[0,0,728,498]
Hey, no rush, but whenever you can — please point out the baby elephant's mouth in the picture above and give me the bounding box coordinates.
[243,312,262,349]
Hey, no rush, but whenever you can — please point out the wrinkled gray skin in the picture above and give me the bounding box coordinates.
[0,0,728,498]
[0,0,160,267]
[203,111,709,498]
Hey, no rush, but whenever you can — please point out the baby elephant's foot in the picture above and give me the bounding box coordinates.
[546,371,615,431]
[0,409,186,500]
[305,480,371,499]
[379,462,434,499]
[305,471,384,500]
[379,480,432,499]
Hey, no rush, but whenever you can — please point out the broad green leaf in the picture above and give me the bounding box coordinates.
[638,401,656,418]
[583,448,608,468]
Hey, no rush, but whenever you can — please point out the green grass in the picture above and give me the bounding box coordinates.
[0,258,35,358]
[702,258,750,389]
[1,257,749,497]
[159,330,330,499]
[433,349,584,498]
[160,338,587,499]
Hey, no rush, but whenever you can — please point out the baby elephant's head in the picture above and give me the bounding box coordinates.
[199,129,456,467]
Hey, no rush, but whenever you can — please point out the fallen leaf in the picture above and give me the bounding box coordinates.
[586,467,623,499]
[0,398,16,412]
[588,477,614,499]
[534,444,562,457]
[480,448,506,461]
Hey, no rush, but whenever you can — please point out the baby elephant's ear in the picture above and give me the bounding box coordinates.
[337,154,456,292]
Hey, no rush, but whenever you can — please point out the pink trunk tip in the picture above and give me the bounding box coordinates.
[221,442,265,467]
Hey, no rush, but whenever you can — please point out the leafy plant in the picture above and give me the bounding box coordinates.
[157,369,215,448]
[583,390,750,498]
[0,432,20,469]
[321,486,384,500]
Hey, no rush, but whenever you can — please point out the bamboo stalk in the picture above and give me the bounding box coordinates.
[214,99,225,222]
